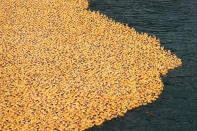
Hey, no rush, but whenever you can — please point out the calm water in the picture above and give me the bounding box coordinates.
[87,0,197,131]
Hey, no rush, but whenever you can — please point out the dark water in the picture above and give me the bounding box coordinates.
[87,0,197,131]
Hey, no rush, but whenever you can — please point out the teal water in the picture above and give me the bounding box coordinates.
[87,0,197,131]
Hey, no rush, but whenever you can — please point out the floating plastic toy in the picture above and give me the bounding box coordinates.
[0,0,182,130]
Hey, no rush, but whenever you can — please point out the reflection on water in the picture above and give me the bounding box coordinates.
[88,0,197,130]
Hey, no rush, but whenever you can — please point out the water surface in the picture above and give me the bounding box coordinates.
[88,0,197,130]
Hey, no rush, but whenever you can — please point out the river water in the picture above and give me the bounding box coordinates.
[87,0,197,130]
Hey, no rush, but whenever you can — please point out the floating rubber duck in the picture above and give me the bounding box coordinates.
[0,0,182,130]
